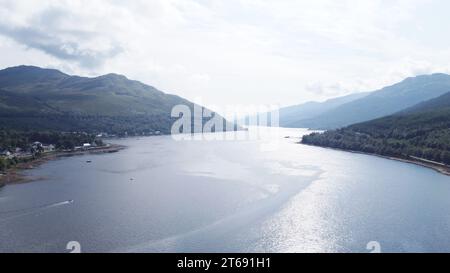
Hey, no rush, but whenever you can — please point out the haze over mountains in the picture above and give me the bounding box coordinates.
[276,92,370,127]
[0,66,231,135]
[279,73,450,129]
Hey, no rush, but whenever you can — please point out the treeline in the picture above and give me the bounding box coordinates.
[0,130,103,151]
[0,114,177,136]
[0,113,237,137]
[302,109,450,165]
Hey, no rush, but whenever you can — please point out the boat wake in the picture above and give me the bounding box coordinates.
[0,200,74,222]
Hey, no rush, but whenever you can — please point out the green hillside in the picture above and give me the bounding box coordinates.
[0,66,230,135]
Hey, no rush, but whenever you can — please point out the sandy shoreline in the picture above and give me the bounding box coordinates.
[0,144,126,186]
[300,143,450,176]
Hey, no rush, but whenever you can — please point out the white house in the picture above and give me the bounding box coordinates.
[83,143,91,149]
[43,144,55,152]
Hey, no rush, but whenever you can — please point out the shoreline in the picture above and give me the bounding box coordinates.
[300,143,450,177]
[0,144,126,186]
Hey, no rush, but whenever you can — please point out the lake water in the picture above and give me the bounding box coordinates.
[1,127,450,253]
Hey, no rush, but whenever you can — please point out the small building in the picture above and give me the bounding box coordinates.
[83,143,92,150]
[43,144,55,152]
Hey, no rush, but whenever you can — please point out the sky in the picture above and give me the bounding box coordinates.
[1,0,450,113]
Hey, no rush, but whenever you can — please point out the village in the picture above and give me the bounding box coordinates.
[0,129,163,182]
[0,133,129,187]
[0,130,110,175]
[2,139,105,158]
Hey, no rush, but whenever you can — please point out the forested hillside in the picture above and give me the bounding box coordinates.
[0,66,231,135]
[302,92,450,165]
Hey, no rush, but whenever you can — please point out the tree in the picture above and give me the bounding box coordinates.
[0,157,7,172]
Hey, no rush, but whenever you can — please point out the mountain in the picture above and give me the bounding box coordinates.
[240,92,368,127]
[278,92,369,127]
[302,91,450,165]
[0,65,231,135]
[291,73,450,129]
[401,91,450,114]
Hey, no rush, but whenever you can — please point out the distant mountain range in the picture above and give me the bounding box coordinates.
[278,73,450,129]
[302,90,450,166]
[276,92,370,127]
[0,65,231,135]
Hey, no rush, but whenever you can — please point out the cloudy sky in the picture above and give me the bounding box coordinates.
[1,0,450,112]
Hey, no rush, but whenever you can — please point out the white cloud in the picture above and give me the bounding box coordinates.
[0,0,450,111]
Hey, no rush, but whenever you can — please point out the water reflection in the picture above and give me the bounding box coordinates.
[0,127,449,252]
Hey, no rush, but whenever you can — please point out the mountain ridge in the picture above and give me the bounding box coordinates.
[279,92,369,127]
[288,73,450,129]
[0,65,231,135]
